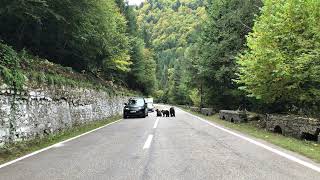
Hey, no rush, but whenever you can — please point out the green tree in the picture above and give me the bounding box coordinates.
[237,0,320,112]
[137,0,206,103]
[125,5,156,95]
[196,0,262,109]
[0,0,130,81]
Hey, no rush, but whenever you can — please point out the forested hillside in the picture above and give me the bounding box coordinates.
[1,0,320,116]
[138,0,320,116]
[137,0,206,104]
[194,0,262,110]
[0,0,155,95]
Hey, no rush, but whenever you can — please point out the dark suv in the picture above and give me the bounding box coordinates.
[123,98,148,118]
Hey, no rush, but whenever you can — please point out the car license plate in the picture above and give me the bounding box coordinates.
[130,110,136,113]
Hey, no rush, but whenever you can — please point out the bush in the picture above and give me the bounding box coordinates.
[0,42,20,68]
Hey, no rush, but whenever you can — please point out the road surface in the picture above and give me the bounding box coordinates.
[0,105,319,180]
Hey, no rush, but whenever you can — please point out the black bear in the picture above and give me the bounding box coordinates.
[161,110,170,117]
[170,107,175,117]
[156,109,162,117]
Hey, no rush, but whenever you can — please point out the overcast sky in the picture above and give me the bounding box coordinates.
[127,0,144,6]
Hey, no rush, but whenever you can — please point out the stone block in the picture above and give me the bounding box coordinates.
[201,108,214,116]
[266,114,320,141]
[190,107,201,113]
[219,110,247,123]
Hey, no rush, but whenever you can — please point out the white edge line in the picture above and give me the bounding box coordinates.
[143,135,154,149]
[153,117,160,129]
[178,108,320,173]
[0,119,122,169]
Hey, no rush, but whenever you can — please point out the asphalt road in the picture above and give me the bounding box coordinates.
[0,105,320,180]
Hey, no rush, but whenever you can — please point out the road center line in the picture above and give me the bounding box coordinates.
[143,135,154,149]
[153,117,159,129]
[179,108,320,173]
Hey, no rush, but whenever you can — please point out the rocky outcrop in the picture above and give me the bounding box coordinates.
[219,110,247,123]
[0,85,127,146]
[266,114,320,142]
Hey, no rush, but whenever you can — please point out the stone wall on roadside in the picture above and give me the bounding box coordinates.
[266,114,320,142]
[0,85,127,146]
[201,108,214,116]
[219,110,248,123]
[190,106,201,113]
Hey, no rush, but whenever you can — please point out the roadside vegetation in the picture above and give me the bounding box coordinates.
[0,42,141,97]
[138,0,320,117]
[137,0,206,104]
[0,116,121,165]
[0,0,156,95]
[182,108,320,163]
[0,0,149,162]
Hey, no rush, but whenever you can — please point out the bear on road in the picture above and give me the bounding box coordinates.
[170,107,175,117]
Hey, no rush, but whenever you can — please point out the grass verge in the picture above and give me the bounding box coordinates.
[181,107,320,163]
[0,116,121,165]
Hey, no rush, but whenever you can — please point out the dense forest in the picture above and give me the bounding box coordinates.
[0,0,156,95]
[137,0,320,116]
[137,0,262,106]
[1,0,320,116]
[137,0,206,104]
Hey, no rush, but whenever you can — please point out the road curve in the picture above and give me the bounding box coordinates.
[0,105,319,180]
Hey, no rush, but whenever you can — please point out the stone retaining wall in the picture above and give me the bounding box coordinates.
[219,110,247,123]
[266,114,320,142]
[201,108,214,116]
[190,106,201,113]
[0,85,127,146]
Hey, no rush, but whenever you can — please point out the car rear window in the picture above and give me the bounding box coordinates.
[128,99,144,106]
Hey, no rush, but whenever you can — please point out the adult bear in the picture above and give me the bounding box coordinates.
[170,107,175,117]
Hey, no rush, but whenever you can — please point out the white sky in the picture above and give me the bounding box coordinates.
[127,0,145,6]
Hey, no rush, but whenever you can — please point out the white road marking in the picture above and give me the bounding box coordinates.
[143,135,154,149]
[179,108,320,173]
[153,117,160,129]
[0,119,122,169]
[52,143,65,148]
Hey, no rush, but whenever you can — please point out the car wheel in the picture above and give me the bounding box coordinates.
[142,112,147,118]
[123,115,127,119]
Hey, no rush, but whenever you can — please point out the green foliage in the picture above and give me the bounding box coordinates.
[0,41,127,95]
[0,42,20,68]
[126,6,156,95]
[141,48,157,95]
[0,0,130,82]
[0,67,26,90]
[152,89,164,102]
[194,0,262,108]
[137,0,206,103]
[0,42,26,90]
[189,88,201,107]
[237,0,320,109]
[0,0,154,96]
